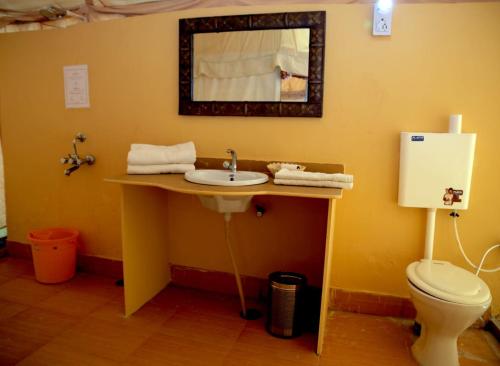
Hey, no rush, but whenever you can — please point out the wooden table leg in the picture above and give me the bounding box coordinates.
[317,198,336,355]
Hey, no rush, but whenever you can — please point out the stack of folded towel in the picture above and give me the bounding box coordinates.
[127,141,196,174]
[274,169,354,189]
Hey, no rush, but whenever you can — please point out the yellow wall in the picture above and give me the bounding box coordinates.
[0,3,499,313]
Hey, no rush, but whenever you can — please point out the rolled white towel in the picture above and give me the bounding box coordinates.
[127,164,195,175]
[280,163,303,171]
[275,169,353,183]
[273,178,353,190]
[127,141,196,165]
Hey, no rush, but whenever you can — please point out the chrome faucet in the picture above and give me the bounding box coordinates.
[223,149,237,173]
[60,132,96,176]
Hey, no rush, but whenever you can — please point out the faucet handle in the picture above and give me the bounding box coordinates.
[223,161,230,169]
[226,149,237,161]
[85,155,96,165]
[74,133,86,143]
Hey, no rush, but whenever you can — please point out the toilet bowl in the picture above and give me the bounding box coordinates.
[406,260,491,366]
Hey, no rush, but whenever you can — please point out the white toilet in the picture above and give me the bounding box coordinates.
[406,259,491,366]
[398,118,496,365]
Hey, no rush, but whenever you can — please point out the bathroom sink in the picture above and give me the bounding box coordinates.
[184,169,269,187]
[185,169,268,213]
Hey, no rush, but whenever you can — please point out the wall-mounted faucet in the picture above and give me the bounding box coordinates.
[223,149,237,174]
[60,132,96,176]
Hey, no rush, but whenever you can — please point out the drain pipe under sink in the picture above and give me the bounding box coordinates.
[223,213,261,320]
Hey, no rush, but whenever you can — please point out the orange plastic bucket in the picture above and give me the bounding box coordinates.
[28,228,79,284]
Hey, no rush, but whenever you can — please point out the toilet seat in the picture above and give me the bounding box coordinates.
[407,260,491,305]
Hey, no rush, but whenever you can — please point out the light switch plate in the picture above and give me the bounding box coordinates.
[373,2,393,36]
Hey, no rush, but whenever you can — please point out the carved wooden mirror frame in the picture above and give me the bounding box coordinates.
[179,11,326,117]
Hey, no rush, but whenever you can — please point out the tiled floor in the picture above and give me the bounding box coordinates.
[0,257,498,366]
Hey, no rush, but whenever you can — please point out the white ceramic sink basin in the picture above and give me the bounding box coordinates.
[184,169,269,187]
[197,195,253,214]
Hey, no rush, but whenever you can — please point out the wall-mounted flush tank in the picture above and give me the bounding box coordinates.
[399,121,476,210]
[398,115,477,260]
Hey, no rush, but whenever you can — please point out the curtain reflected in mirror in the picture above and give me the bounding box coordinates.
[193,29,310,102]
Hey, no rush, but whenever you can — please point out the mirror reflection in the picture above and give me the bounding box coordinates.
[193,28,310,102]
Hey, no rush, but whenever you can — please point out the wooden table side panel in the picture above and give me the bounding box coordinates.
[121,185,171,317]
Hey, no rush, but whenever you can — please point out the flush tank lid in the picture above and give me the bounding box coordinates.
[407,260,490,305]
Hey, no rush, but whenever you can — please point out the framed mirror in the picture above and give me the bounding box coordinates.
[179,11,326,117]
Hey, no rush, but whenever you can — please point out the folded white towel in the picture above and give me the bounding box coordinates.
[127,141,196,165]
[273,178,353,189]
[127,164,195,175]
[275,169,353,183]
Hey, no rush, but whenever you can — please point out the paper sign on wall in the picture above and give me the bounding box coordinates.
[63,65,90,108]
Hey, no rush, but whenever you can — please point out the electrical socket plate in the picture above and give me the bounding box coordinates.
[372,5,392,36]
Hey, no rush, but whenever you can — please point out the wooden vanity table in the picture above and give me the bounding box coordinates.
[106,160,344,355]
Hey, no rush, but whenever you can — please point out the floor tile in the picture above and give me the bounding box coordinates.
[0,259,497,366]
[34,288,113,317]
[460,359,500,366]
[125,331,227,366]
[63,273,123,299]
[320,312,417,365]
[17,341,122,366]
[48,316,153,362]
[0,298,29,321]
[459,329,500,365]
[0,258,34,278]
[224,347,319,366]
[156,285,244,318]
[0,307,78,365]
[89,296,176,331]
[0,274,12,285]
[0,277,66,306]
[159,308,246,352]
[226,326,320,366]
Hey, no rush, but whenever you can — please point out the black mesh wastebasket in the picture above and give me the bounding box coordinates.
[267,272,307,338]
